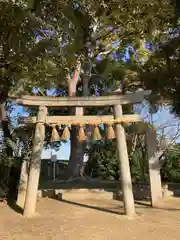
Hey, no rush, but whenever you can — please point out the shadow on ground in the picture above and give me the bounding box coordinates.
[59,199,122,215]
[7,199,23,214]
[6,194,180,217]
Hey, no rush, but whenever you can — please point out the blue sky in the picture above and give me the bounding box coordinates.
[10,101,180,160]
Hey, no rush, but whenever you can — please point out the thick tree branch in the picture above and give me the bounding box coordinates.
[68,60,81,97]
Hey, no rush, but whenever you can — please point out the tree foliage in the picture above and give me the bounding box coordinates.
[85,140,119,180]
[0,0,178,99]
[85,122,150,182]
[85,135,180,183]
[161,144,180,182]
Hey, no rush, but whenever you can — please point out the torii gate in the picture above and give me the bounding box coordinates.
[11,90,162,217]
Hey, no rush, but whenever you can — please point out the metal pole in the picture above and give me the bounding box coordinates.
[53,161,56,182]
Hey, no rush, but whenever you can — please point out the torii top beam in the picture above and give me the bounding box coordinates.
[10,90,150,107]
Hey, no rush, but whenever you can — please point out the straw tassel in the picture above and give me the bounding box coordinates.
[91,125,102,141]
[61,126,70,141]
[51,124,60,142]
[78,125,87,141]
[106,124,116,140]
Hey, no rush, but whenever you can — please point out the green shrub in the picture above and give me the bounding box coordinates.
[161,146,180,183]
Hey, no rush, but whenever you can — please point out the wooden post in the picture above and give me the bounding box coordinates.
[146,128,162,207]
[113,104,135,216]
[16,160,29,208]
[23,106,47,217]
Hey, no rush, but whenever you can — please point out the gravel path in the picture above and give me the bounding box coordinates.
[0,197,180,240]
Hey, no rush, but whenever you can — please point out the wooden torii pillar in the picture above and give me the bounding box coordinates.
[23,106,47,217]
[114,104,135,216]
[11,90,156,217]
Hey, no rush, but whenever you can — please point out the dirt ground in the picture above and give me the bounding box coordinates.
[1,196,180,240]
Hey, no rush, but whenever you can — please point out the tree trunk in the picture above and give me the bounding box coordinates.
[67,71,90,178]
[68,124,85,178]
